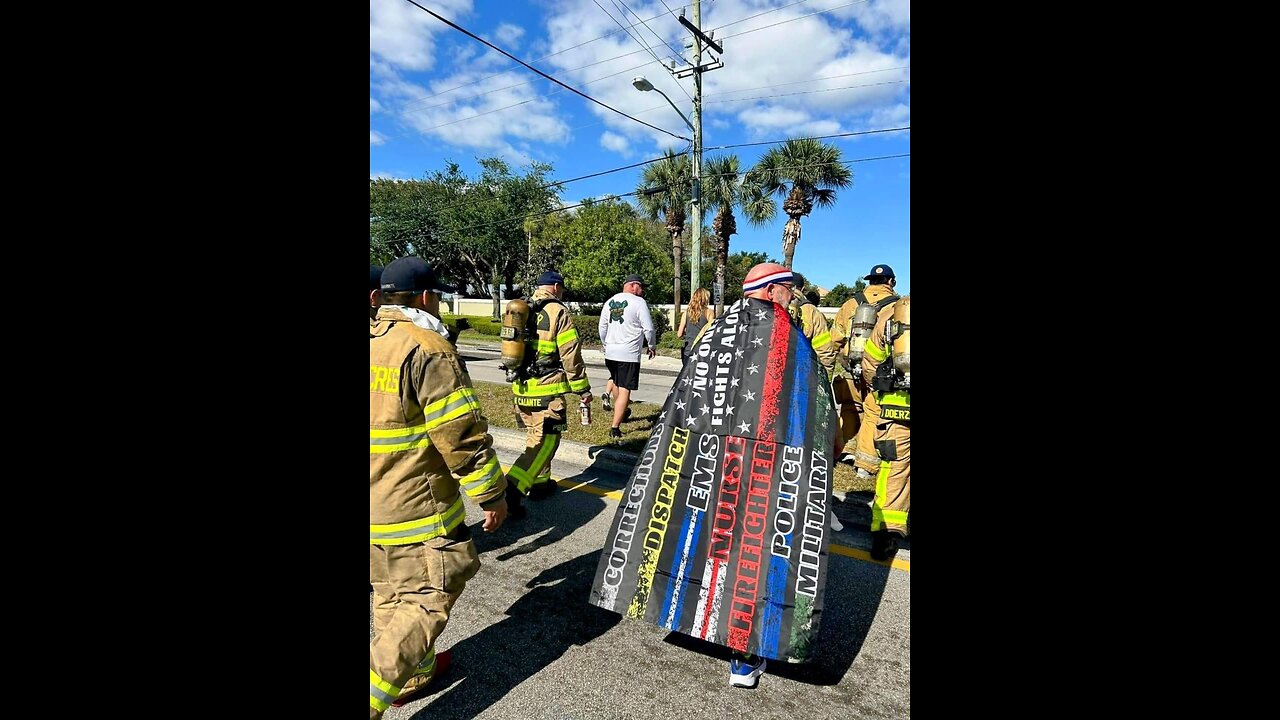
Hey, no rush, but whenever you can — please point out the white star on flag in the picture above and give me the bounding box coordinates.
[686,415,697,426]
[734,348,745,358]
[737,421,751,433]
[726,405,736,415]
[747,363,760,374]
[743,390,756,401]
[681,376,692,387]
[675,399,687,411]
[756,310,769,320]
[751,337,763,346]
[730,377,741,388]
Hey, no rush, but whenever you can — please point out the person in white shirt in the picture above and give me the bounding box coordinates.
[597,274,656,439]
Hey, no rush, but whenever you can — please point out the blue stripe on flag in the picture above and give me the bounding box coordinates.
[785,341,811,447]
[659,505,704,630]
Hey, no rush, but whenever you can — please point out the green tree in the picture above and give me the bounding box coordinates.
[534,198,672,303]
[636,149,692,325]
[701,153,752,315]
[822,280,867,308]
[742,138,854,269]
[719,250,779,306]
[369,158,560,318]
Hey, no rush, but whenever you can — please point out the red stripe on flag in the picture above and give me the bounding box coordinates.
[757,303,790,443]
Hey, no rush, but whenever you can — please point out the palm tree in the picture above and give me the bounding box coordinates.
[701,153,751,316]
[636,149,692,325]
[742,138,853,269]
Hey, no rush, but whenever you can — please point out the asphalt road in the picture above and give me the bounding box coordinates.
[457,345,680,407]
[373,444,911,720]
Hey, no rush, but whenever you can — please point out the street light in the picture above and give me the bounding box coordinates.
[633,76,702,322]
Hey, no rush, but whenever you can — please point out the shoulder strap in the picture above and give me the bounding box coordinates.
[875,294,899,310]
[854,291,868,305]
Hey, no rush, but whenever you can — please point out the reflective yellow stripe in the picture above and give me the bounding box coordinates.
[459,456,501,497]
[527,433,558,481]
[878,390,910,409]
[370,669,400,712]
[507,464,533,493]
[414,647,436,676]
[881,509,909,525]
[512,376,571,397]
[421,388,479,431]
[536,339,557,355]
[871,460,890,531]
[369,497,466,545]
[812,331,832,348]
[568,376,591,392]
[865,340,889,362]
[557,327,579,346]
[370,423,432,454]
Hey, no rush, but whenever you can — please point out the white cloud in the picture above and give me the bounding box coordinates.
[600,131,632,155]
[370,97,382,114]
[371,130,387,145]
[369,0,474,71]
[537,0,908,146]
[834,0,911,35]
[370,171,411,180]
[494,22,525,47]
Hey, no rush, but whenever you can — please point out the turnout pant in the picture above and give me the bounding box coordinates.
[369,529,480,718]
[508,396,566,495]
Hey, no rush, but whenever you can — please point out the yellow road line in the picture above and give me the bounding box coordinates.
[499,465,909,573]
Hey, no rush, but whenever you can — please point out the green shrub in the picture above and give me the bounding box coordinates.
[572,315,600,344]
[658,330,683,350]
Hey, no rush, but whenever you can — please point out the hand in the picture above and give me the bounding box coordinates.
[482,497,508,532]
[646,346,656,359]
[580,391,593,404]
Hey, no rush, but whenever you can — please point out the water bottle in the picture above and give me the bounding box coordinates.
[580,397,591,425]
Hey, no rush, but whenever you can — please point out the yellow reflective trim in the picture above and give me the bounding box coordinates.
[879,391,910,408]
[460,456,501,497]
[423,402,475,431]
[526,433,558,481]
[512,377,571,396]
[557,327,580,346]
[865,341,889,362]
[369,435,432,454]
[812,331,832,348]
[536,339,557,354]
[871,460,890,531]
[369,498,466,545]
[423,388,478,417]
[507,464,533,493]
[370,423,429,439]
[882,509,909,524]
[370,669,400,712]
[568,376,591,392]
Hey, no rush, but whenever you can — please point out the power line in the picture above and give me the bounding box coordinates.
[718,0,870,42]
[617,0,691,84]
[703,66,908,98]
[592,0,683,100]
[395,4,705,109]
[401,0,689,141]
[703,79,907,105]
[705,126,910,151]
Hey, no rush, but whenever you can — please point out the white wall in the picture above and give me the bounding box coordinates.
[450,297,838,322]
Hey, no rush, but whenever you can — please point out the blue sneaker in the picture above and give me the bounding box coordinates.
[729,655,767,688]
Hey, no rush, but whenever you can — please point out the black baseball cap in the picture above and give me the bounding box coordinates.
[381,257,458,293]
[369,264,384,292]
[864,264,896,280]
[624,274,644,286]
[537,271,565,286]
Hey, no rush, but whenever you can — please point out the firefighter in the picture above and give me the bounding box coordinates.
[369,257,509,717]
[787,272,837,377]
[861,294,910,561]
[370,263,384,322]
[829,264,900,478]
[507,271,592,517]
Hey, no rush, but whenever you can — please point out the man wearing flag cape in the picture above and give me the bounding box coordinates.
[589,262,840,689]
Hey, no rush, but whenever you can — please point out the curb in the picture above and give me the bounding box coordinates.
[489,426,640,477]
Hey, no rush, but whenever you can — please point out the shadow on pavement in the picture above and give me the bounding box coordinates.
[408,550,620,720]
[660,549,893,687]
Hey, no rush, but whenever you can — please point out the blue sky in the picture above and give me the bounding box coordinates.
[370,0,910,296]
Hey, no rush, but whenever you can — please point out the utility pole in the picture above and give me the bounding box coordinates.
[676,1,723,303]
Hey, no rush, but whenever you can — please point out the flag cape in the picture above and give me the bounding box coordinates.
[588,297,838,662]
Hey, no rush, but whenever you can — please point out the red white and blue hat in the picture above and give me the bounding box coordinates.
[742,262,794,293]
